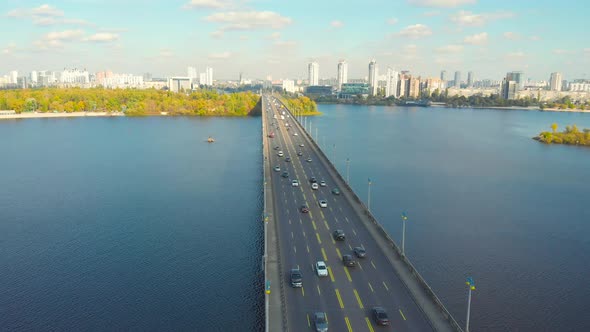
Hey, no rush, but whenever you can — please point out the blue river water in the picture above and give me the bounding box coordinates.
[311,105,590,331]
[0,117,264,331]
[1,106,590,331]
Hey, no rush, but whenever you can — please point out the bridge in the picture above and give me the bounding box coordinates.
[262,94,462,332]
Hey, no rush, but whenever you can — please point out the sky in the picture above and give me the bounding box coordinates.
[0,0,589,81]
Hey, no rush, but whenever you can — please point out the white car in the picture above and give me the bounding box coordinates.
[292,180,299,187]
[299,144,304,147]
[274,166,280,172]
[319,180,326,187]
[318,200,328,208]
[293,132,298,136]
[311,183,319,190]
[316,261,328,277]
[306,158,312,163]
[278,151,284,157]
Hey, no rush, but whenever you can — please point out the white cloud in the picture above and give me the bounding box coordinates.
[269,32,281,39]
[450,10,514,26]
[423,11,441,17]
[436,44,464,53]
[183,0,230,9]
[330,20,344,28]
[2,42,17,55]
[210,30,224,38]
[84,33,119,43]
[408,0,476,8]
[205,11,292,31]
[552,49,573,55]
[584,48,590,53]
[529,35,541,41]
[395,24,432,38]
[274,40,297,47]
[208,51,232,59]
[33,29,85,50]
[463,32,488,45]
[503,31,520,40]
[387,18,399,25]
[506,51,525,58]
[6,4,92,27]
[159,49,174,58]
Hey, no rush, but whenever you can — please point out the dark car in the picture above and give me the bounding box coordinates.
[285,157,291,162]
[372,307,390,326]
[353,247,366,258]
[309,177,317,183]
[342,254,355,267]
[290,268,302,287]
[300,205,309,213]
[274,146,280,150]
[297,151,303,156]
[281,171,289,178]
[331,187,341,195]
[333,229,345,241]
[313,312,328,332]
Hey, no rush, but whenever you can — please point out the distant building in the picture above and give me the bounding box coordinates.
[549,72,562,91]
[424,77,445,95]
[385,67,398,98]
[143,72,152,82]
[305,85,334,97]
[199,73,207,85]
[308,61,319,86]
[467,71,474,88]
[368,59,378,96]
[570,82,590,92]
[501,78,518,99]
[337,60,348,91]
[168,77,192,93]
[408,76,421,98]
[454,71,461,88]
[506,71,524,90]
[187,66,198,82]
[282,79,295,93]
[30,71,38,84]
[205,67,213,86]
[10,71,18,84]
[440,70,447,82]
[61,69,89,84]
[339,83,370,99]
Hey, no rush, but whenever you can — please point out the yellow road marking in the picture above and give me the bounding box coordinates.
[302,231,306,237]
[316,233,322,244]
[329,207,333,212]
[335,289,344,308]
[321,248,328,261]
[331,238,336,245]
[312,220,317,230]
[365,317,375,332]
[345,317,353,332]
[303,193,306,200]
[307,245,310,253]
[353,289,364,308]
[320,211,325,219]
[307,314,311,327]
[323,220,330,230]
[313,193,317,200]
[317,285,321,295]
[328,266,335,282]
[335,248,342,260]
[309,212,313,219]
[371,260,376,269]
[399,309,407,320]
[344,266,352,282]
[368,282,374,292]
[383,281,389,291]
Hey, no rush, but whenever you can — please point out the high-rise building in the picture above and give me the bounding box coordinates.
[385,67,399,98]
[205,67,213,86]
[506,71,524,90]
[501,78,518,100]
[440,70,447,82]
[143,73,152,82]
[282,79,295,93]
[30,71,38,84]
[467,71,474,88]
[187,66,197,80]
[549,72,562,91]
[368,59,378,96]
[308,61,319,86]
[337,60,348,91]
[408,76,421,98]
[9,71,18,84]
[454,71,461,88]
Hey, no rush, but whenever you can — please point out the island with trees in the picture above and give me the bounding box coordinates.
[279,95,320,116]
[0,88,262,116]
[534,123,590,147]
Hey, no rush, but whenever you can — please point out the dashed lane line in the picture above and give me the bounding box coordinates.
[383,281,389,291]
[365,317,375,332]
[335,248,342,260]
[316,232,322,244]
[344,266,352,282]
[321,248,328,261]
[328,266,335,282]
[368,282,374,293]
[399,309,407,321]
[353,289,364,309]
[345,317,353,332]
[335,289,344,309]
[371,260,377,269]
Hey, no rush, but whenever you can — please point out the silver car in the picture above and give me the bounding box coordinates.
[313,312,328,332]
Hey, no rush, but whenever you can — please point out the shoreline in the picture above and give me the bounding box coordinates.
[0,112,124,120]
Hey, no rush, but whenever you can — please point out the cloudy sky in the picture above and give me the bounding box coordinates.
[1,0,588,81]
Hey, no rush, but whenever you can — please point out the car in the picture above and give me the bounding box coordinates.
[299,143,304,147]
[333,229,345,241]
[285,157,291,162]
[300,205,309,213]
[313,312,328,332]
[281,171,289,178]
[290,268,302,287]
[293,132,298,136]
[273,166,280,172]
[315,261,328,277]
[311,183,319,190]
[353,247,366,258]
[342,254,356,267]
[274,146,280,150]
[297,151,303,156]
[277,151,284,157]
[309,177,317,183]
[372,307,390,326]
[306,158,312,162]
[318,199,327,208]
[292,179,299,187]
[331,187,341,195]
[319,180,326,187]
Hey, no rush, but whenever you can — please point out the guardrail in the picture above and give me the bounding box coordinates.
[275,94,463,332]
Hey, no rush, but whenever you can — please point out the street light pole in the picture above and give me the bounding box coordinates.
[346,158,350,184]
[401,212,408,256]
[332,144,336,163]
[465,277,476,332]
[367,178,372,212]
[315,127,318,142]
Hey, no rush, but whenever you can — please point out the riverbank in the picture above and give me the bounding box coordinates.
[0,112,125,120]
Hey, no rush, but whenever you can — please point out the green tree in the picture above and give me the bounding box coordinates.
[551,123,558,133]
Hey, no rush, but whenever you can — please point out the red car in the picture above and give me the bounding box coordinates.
[300,205,309,213]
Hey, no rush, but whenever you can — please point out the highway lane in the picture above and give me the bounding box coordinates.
[263,95,433,332]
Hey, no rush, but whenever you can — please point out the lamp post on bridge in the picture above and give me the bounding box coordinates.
[465,277,476,332]
[346,158,350,184]
[367,178,372,212]
[401,212,408,257]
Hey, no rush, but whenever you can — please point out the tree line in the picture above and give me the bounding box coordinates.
[535,123,590,146]
[0,88,261,116]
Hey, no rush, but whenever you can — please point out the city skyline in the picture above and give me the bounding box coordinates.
[0,1,589,80]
